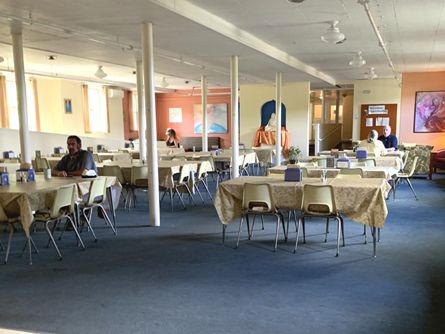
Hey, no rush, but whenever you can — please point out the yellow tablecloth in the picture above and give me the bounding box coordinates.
[214,176,389,228]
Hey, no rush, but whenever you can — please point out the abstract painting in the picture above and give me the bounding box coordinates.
[414,91,445,132]
[193,103,227,134]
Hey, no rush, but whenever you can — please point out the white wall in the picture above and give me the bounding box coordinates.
[240,82,310,156]
[352,79,401,140]
[1,77,125,156]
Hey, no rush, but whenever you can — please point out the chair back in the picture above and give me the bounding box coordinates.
[50,184,76,218]
[302,184,336,215]
[93,153,102,163]
[102,165,127,185]
[131,166,149,187]
[87,178,107,205]
[243,152,257,167]
[242,183,274,212]
[35,157,50,171]
[406,156,418,177]
[197,160,212,179]
[300,167,308,178]
[297,162,316,167]
[178,164,192,183]
[172,156,186,161]
[401,150,409,169]
[339,168,363,177]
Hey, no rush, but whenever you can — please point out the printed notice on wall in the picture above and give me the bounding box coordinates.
[366,118,373,127]
[169,108,182,123]
[376,117,390,126]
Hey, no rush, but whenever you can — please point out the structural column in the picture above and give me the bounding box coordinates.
[11,20,31,164]
[230,56,239,178]
[201,75,208,152]
[135,54,147,163]
[141,22,160,227]
[275,72,282,166]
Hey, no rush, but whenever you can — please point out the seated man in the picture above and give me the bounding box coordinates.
[53,135,97,177]
[378,125,398,151]
[359,130,387,157]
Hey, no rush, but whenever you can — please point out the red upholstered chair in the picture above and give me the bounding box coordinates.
[429,148,445,180]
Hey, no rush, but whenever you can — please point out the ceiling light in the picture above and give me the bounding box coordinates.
[95,66,107,79]
[0,56,4,63]
[321,21,346,44]
[160,77,169,88]
[47,55,56,61]
[349,51,366,67]
[288,0,305,3]
[365,67,377,80]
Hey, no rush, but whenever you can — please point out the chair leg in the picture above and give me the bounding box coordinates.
[340,216,345,247]
[302,217,306,243]
[67,216,85,249]
[4,224,14,264]
[406,178,419,200]
[194,183,205,204]
[175,188,186,210]
[45,220,62,260]
[273,215,280,252]
[201,179,213,200]
[335,217,341,257]
[236,215,244,248]
[98,205,117,235]
[82,208,97,242]
[222,224,227,245]
[280,212,287,242]
[324,218,329,242]
[293,218,302,253]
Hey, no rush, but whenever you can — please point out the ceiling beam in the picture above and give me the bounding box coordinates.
[149,0,337,86]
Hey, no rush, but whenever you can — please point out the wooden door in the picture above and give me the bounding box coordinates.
[360,104,397,140]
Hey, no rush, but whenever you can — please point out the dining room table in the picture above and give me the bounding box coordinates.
[214,175,390,256]
[0,174,120,239]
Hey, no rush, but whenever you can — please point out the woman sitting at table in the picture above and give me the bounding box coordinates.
[358,130,387,157]
[165,128,180,148]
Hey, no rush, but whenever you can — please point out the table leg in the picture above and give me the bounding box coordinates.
[372,226,377,258]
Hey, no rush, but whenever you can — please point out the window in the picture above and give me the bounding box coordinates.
[85,85,109,133]
[3,74,39,131]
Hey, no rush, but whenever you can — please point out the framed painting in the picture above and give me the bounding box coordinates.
[64,98,72,114]
[414,91,445,132]
[193,103,228,134]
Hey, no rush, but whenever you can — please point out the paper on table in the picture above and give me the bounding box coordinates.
[366,118,373,127]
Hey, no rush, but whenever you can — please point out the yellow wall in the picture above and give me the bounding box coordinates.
[240,82,310,155]
[36,77,124,141]
[352,79,401,140]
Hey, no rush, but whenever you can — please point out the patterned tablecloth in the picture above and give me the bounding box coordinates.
[268,165,398,179]
[0,175,119,237]
[214,176,389,228]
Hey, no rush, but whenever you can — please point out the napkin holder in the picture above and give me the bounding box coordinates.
[285,168,302,182]
[0,170,9,186]
[336,157,351,169]
[81,169,97,178]
[3,150,15,159]
[356,149,368,160]
[16,168,36,182]
[54,147,65,155]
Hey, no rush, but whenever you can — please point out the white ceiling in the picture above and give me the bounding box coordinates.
[0,0,444,90]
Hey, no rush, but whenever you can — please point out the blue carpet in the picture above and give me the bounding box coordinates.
[0,174,444,334]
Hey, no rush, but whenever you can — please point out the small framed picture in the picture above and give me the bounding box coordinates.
[64,98,72,114]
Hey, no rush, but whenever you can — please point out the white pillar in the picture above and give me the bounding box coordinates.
[230,56,239,178]
[275,72,282,166]
[141,23,160,227]
[11,21,31,164]
[135,54,147,163]
[201,75,208,152]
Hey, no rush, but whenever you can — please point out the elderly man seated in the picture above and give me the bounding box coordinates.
[359,130,387,157]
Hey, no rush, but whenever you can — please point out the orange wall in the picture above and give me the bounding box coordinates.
[401,72,445,149]
[155,89,232,148]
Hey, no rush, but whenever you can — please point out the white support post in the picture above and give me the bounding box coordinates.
[141,23,160,227]
[11,21,31,164]
[135,54,147,163]
[275,72,282,166]
[230,56,239,178]
[201,75,208,152]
